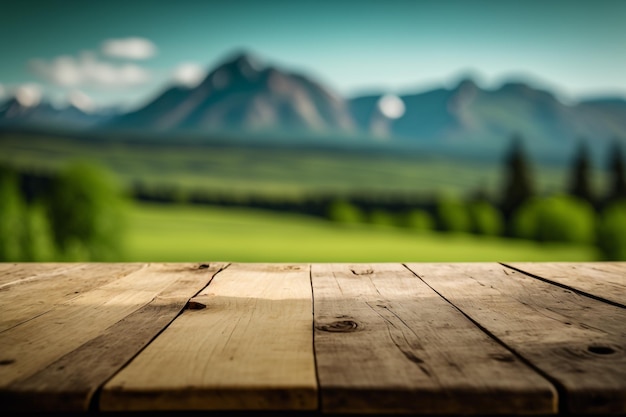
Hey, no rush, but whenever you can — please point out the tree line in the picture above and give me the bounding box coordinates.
[323,136,626,260]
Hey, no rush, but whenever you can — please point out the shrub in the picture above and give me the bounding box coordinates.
[468,201,504,236]
[368,209,398,227]
[436,195,470,233]
[596,201,626,260]
[512,195,595,244]
[403,209,434,231]
[327,200,364,224]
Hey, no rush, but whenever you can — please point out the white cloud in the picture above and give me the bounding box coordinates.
[172,62,206,87]
[102,37,157,60]
[15,84,43,107]
[29,52,151,89]
[68,90,96,112]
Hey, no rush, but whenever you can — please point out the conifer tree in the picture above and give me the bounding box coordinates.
[607,140,626,203]
[501,135,534,220]
[568,141,594,204]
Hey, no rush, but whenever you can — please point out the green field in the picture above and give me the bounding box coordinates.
[1,133,607,198]
[125,202,598,262]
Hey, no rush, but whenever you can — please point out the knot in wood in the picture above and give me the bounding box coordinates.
[186,300,206,310]
[587,344,617,356]
[317,320,359,333]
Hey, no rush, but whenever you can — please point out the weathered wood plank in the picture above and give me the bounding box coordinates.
[405,263,626,415]
[312,263,556,414]
[0,263,144,333]
[101,263,317,411]
[0,264,209,389]
[0,263,76,287]
[0,262,226,412]
[505,262,626,307]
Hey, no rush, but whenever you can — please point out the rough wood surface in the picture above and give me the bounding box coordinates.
[0,264,212,389]
[312,263,556,414]
[0,263,143,333]
[406,263,626,415]
[101,263,317,411]
[0,263,226,412]
[505,262,626,307]
[0,263,74,287]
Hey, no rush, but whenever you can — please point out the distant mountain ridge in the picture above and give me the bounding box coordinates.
[110,52,354,135]
[1,50,625,161]
[0,96,111,129]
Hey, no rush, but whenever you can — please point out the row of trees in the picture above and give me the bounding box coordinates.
[327,137,626,260]
[502,138,626,218]
[0,162,127,261]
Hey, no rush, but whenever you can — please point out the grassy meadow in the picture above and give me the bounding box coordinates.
[2,132,614,263]
[124,202,598,262]
[0,133,603,197]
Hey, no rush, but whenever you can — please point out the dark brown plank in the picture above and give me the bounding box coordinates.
[406,263,626,415]
[0,262,227,412]
[505,262,626,307]
[312,263,556,414]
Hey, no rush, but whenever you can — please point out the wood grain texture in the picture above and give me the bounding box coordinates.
[0,263,143,333]
[505,262,626,307]
[0,263,226,412]
[0,263,75,287]
[0,264,209,389]
[312,263,556,414]
[101,263,317,411]
[406,263,626,415]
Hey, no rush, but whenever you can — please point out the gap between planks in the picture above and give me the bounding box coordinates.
[100,263,317,412]
[405,263,626,415]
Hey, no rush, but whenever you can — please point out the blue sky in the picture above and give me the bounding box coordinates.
[1,0,624,110]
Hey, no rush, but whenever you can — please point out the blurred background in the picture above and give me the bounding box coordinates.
[1,0,625,262]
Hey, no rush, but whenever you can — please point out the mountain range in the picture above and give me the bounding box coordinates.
[2,51,625,161]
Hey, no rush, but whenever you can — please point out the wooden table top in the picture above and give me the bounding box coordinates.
[0,262,624,415]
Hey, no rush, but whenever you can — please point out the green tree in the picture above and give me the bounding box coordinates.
[606,140,626,204]
[597,201,626,260]
[46,161,127,261]
[468,200,504,236]
[512,195,595,244]
[501,136,534,220]
[0,169,25,261]
[21,203,55,261]
[436,194,470,233]
[568,141,594,204]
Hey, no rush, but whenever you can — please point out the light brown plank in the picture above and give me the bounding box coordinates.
[406,263,626,415]
[312,263,556,414]
[0,263,144,333]
[0,263,76,287]
[0,262,226,412]
[101,263,317,411]
[505,262,626,307]
[0,263,211,389]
